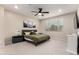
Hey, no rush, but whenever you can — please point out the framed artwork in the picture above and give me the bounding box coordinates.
[23,20,36,28]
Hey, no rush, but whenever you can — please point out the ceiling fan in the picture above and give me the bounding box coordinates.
[32,8,49,16]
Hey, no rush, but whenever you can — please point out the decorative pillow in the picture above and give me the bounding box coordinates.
[24,32,30,35]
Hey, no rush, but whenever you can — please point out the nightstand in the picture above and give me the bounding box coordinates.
[12,35,24,43]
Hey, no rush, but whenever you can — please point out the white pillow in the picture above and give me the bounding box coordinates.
[25,32,30,35]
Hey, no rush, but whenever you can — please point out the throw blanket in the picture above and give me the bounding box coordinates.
[25,34,50,43]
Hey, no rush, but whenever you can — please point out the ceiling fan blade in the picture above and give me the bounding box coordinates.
[42,12,49,13]
[39,8,42,13]
[34,13,38,16]
[32,11,38,13]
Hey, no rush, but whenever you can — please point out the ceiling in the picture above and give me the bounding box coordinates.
[1,4,79,19]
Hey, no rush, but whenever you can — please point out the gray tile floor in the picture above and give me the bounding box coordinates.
[0,38,73,55]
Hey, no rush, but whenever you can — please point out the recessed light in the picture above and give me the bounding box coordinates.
[58,9,62,12]
[14,5,18,9]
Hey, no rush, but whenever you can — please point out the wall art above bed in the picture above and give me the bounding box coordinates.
[23,20,36,28]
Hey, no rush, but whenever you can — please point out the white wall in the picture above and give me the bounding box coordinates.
[4,10,40,45]
[40,13,76,39]
[0,7,5,48]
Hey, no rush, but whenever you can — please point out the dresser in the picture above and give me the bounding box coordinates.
[67,34,77,55]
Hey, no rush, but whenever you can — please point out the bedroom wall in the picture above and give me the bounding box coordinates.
[39,12,76,39]
[0,7,5,47]
[4,10,40,45]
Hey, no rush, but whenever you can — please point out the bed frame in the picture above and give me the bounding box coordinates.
[22,30,49,46]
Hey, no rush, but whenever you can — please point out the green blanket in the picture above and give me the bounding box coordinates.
[25,34,50,43]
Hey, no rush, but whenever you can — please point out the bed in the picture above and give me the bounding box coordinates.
[22,30,50,46]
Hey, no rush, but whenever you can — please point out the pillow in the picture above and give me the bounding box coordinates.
[24,32,30,35]
[30,31,36,35]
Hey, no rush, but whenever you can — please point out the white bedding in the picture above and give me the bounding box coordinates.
[24,37,33,42]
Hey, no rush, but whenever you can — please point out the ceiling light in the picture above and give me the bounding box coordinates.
[14,5,18,9]
[38,13,42,16]
[58,9,62,12]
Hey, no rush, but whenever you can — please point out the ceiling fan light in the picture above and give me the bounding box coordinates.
[38,13,42,16]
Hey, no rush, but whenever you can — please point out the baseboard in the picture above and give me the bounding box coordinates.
[66,49,77,55]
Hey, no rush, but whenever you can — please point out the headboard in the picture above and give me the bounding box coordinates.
[22,30,37,35]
